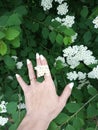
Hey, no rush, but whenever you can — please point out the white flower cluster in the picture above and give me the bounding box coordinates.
[11,55,23,69]
[92,16,98,29]
[41,0,53,11]
[67,71,86,81]
[55,56,67,67]
[0,116,8,126]
[0,101,8,126]
[17,103,26,110]
[53,15,75,28]
[0,101,7,113]
[55,0,64,4]
[88,65,98,79]
[63,45,97,69]
[57,2,68,15]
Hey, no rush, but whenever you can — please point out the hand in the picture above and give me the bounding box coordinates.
[16,53,74,130]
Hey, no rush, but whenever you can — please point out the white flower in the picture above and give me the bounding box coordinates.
[55,56,67,67]
[55,0,65,4]
[57,2,68,15]
[52,17,62,23]
[88,65,98,79]
[92,16,98,29]
[78,72,86,80]
[0,116,8,126]
[11,56,18,62]
[71,33,78,43]
[0,101,8,113]
[41,0,53,11]
[62,15,75,27]
[63,45,97,69]
[17,103,26,110]
[16,62,23,69]
[67,71,78,81]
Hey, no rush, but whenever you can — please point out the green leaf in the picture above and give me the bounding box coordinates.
[83,31,92,43]
[5,28,20,40]
[56,33,63,45]
[87,104,98,118]
[66,103,81,113]
[32,23,39,32]
[86,128,95,130]
[7,102,17,114]
[54,113,69,125]
[14,6,27,16]
[0,31,5,39]
[49,31,56,43]
[6,13,21,26]
[73,117,84,129]
[0,40,7,55]
[80,6,89,18]
[0,15,8,27]
[42,28,49,39]
[48,121,58,130]
[63,28,75,36]
[4,55,16,69]
[63,37,72,45]
[11,37,20,48]
[87,85,97,96]
[66,124,75,130]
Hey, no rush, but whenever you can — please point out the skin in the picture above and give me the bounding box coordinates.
[16,54,73,130]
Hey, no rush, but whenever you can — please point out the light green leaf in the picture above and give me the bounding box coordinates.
[7,102,17,114]
[11,37,20,48]
[0,40,7,55]
[5,28,20,40]
[63,28,75,36]
[56,33,63,45]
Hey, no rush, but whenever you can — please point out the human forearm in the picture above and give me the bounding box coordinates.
[17,115,51,130]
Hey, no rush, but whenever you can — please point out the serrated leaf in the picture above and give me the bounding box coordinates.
[56,33,63,45]
[0,40,7,55]
[5,28,20,40]
[49,31,56,43]
[0,31,5,39]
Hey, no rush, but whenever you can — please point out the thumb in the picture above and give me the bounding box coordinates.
[59,82,74,107]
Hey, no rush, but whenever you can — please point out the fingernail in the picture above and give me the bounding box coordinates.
[69,82,74,89]
[16,74,20,78]
[27,59,31,64]
[36,53,40,59]
[40,55,44,60]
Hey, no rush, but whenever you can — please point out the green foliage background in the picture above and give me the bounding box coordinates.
[0,0,98,129]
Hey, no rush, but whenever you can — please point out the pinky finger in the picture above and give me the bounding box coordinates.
[16,74,27,92]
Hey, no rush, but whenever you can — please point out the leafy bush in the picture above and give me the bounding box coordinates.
[0,0,98,129]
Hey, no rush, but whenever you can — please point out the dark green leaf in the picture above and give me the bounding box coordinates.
[56,33,63,45]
